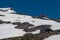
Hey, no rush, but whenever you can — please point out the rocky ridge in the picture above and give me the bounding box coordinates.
[0,8,60,40]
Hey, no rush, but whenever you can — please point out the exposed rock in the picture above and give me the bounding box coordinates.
[0,14,5,16]
[23,27,37,32]
[38,14,49,20]
[13,22,34,29]
[51,18,60,22]
[24,25,51,32]
[0,8,60,40]
[0,20,11,24]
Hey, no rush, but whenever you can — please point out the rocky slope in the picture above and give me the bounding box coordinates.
[0,7,60,40]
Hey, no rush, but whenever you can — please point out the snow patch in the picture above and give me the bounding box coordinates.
[0,7,16,13]
[0,24,26,39]
[0,23,40,39]
[28,30,40,34]
[44,34,60,40]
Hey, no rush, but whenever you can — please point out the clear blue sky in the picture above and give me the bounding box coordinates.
[0,0,60,18]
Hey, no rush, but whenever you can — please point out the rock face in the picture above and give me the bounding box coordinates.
[0,8,60,40]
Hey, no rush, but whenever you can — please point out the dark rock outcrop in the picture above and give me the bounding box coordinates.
[13,22,34,29]
[24,25,52,32]
[38,14,50,20]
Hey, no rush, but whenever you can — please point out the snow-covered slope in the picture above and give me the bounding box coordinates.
[44,34,60,40]
[0,7,60,39]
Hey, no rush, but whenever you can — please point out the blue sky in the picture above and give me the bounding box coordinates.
[0,0,60,18]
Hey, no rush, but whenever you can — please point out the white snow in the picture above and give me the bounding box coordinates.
[27,30,40,34]
[0,8,60,30]
[0,8,60,39]
[44,34,60,40]
[42,17,50,20]
[0,11,57,26]
[0,7,11,10]
[0,23,26,39]
[0,23,40,39]
[0,7,16,13]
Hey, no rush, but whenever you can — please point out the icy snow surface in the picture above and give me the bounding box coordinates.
[44,34,60,40]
